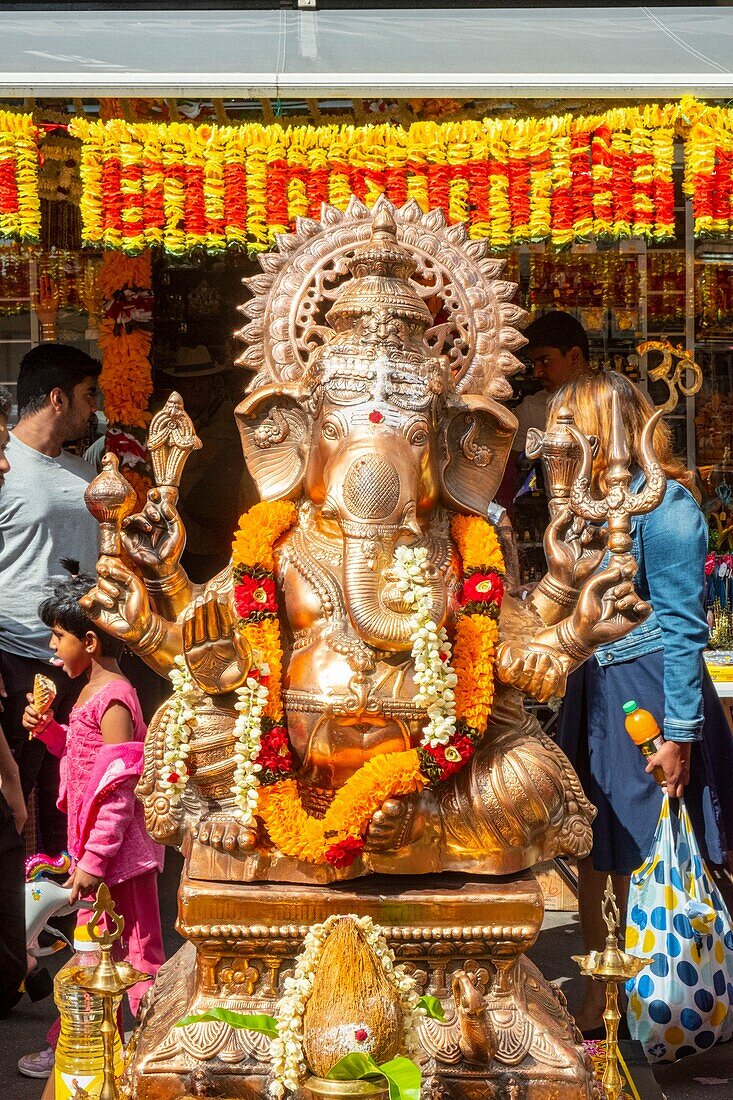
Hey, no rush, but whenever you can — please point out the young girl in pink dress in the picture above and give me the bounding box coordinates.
[19,574,164,1080]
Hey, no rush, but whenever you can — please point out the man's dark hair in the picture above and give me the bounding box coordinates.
[39,573,124,659]
[0,385,12,420]
[523,311,590,362]
[17,343,101,419]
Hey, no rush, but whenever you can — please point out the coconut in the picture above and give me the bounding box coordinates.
[302,918,403,1077]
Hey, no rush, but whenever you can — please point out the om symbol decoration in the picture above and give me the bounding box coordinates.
[636,338,703,414]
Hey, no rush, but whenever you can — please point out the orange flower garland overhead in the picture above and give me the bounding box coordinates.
[0,111,41,243]
[69,106,684,254]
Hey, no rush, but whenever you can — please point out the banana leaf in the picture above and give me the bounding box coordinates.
[417,995,445,1020]
[176,1008,279,1037]
[326,1053,421,1100]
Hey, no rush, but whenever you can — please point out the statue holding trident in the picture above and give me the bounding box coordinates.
[81,199,663,1100]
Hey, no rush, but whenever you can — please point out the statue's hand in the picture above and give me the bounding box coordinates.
[365,794,418,852]
[80,559,152,645]
[570,554,651,649]
[183,593,251,695]
[496,643,566,704]
[122,487,185,578]
[544,505,607,589]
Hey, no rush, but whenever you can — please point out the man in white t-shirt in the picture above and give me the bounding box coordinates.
[0,343,100,853]
[513,310,591,458]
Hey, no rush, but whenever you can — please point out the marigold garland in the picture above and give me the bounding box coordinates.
[223,504,504,866]
[451,513,506,573]
[452,613,500,735]
[64,99,733,252]
[680,96,733,239]
[232,500,297,573]
[449,515,504,744]
[258,752,426,865]
[231,501,298,732]
[97,250,155,502]
[69,107,690,254]
[0,111,41,243]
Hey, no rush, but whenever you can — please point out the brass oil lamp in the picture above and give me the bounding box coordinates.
[573,877,651,1100]
[71,884,150,1100]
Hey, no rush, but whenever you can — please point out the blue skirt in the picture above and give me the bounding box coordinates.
[555,650,733,874]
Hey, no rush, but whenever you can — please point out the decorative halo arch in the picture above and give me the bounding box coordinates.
[236,196,527,400]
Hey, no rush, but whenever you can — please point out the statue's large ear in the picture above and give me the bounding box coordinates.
[235,383,311,501]
[440,395,518,515]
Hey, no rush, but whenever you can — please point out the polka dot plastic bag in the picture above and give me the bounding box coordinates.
[625,795,733,1061]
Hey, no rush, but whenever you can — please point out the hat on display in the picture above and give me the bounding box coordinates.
[163,345,225,378]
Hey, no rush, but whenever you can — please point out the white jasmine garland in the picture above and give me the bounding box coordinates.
[268,915,425,1098]
[231,660,270,826]
[392,544,458,748]
[162,655,196,800]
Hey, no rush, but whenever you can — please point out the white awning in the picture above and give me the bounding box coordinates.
[1,6,732,100]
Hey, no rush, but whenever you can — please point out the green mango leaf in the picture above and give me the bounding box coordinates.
[376,1057,422,1100]
[326,1053,381,1081]
[176,1008,278,1037]
[326,1053,421,1100]
[417,995,445,1021]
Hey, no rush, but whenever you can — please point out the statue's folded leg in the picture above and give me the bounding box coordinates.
[438,719,594,874]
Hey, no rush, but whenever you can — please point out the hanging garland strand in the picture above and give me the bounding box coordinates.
[97,251,155,508]
[680,95,733,239]
[68,105,690,254]
[0,111,41,243]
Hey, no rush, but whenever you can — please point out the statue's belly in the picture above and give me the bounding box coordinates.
[285,641,425,789]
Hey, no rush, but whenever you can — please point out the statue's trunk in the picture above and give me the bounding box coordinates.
[342,533,415,652]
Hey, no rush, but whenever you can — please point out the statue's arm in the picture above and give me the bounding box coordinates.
[142,567,202,622]
[528,505,607,627]
[498,554,651,703]
[80,559,183,679]
[122,487,204,620]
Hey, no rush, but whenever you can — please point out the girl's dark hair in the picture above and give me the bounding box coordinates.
[39,573,125,659]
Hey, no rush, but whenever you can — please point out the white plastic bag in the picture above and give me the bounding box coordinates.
[625,795,733,1061]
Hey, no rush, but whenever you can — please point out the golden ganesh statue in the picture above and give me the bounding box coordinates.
[83,200,664,1100]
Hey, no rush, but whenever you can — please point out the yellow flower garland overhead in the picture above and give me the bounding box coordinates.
[65,98,733,255]
[681,96,733,238]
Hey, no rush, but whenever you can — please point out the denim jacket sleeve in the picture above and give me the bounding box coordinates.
[638,480,709,742]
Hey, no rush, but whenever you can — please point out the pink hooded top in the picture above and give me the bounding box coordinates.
[37,679,163,885]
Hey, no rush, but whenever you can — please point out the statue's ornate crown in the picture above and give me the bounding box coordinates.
[236,197,528,401]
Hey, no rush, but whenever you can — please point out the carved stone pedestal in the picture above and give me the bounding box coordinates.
[127,860,598,1100]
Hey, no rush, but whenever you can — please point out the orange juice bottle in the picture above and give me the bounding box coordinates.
[622,700,665,785]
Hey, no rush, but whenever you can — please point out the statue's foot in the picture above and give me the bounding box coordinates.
[365,794,420,852]
[194,814,258,853]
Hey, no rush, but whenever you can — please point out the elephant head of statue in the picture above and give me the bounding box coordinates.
[235,200,525,650]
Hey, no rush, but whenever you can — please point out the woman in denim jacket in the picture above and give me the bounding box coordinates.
[552,372,733,1034]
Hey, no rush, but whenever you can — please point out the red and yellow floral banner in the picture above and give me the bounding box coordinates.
[0,111,41,243]
[68,106,680,254]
